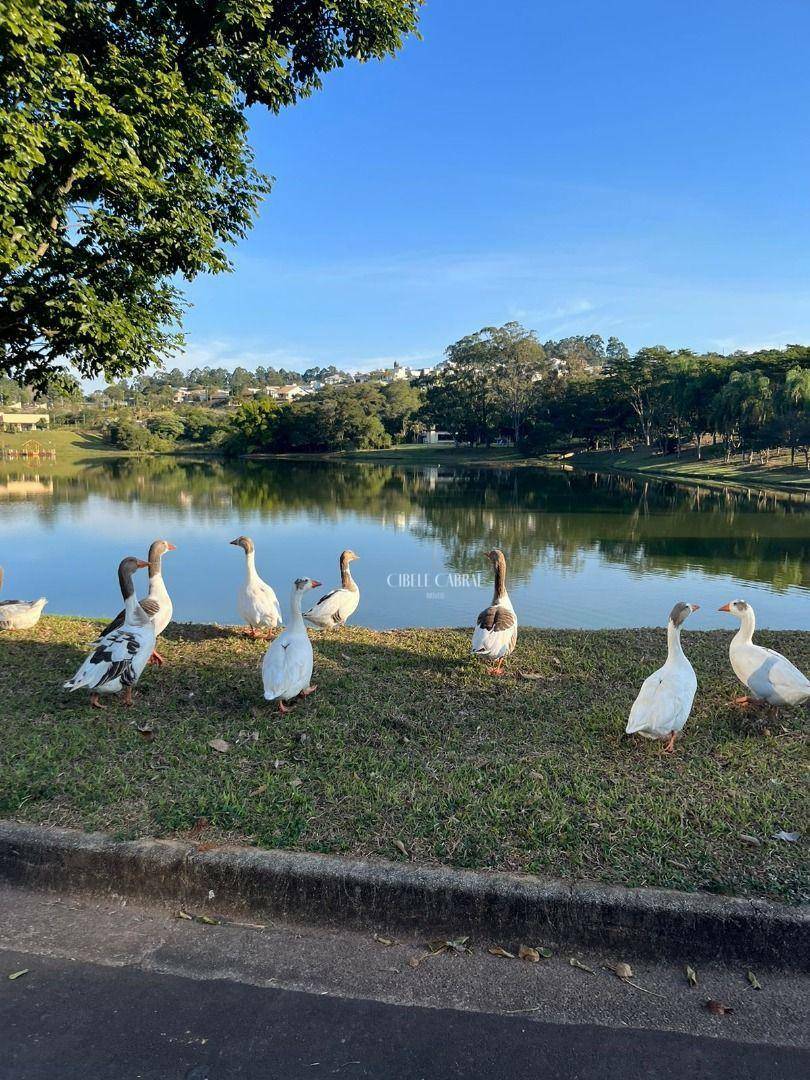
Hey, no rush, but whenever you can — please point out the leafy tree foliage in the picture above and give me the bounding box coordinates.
[0,0,420,389]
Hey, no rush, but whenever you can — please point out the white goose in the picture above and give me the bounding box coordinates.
[471,549,517,675]
[626,602,699,753]
[303,550,360,628]
[230,535,282,635]
[99,539,175,664]
[719,600,810,707]
[0,566,47,631]
[64,557,156,709]
[263,577,321,712]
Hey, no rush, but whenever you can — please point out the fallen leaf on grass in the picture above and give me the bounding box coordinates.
[488,946,516,959]
[706,999,734,1016]
[177,909,220,925]
[537,946,553,958]
[569,958,596,974]
[289,777,303,788]
[739,834,761,846]
[772,831,800,843]
[518,945,540,963]
[136,724,155,740]
[392,839,409,858]
[249,784,267,797]
[612,962,633,979]
[408,956,422,969]
[427,936,470,956]
[519,671,544,681]
[374,935,396,947]
[747,971,762,990]
[685,965,698,987]
[8,969,28,980]
[208,738,231,753]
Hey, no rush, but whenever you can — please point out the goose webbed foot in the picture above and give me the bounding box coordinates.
[90,693,106,710]
[148,650,164,666]
[299,684,317,697]
[121,686,135,707]
[278,699,291,714]
[732,695,759,709]
[662,732,677,753]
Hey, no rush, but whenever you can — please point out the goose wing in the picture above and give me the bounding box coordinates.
[65,625,152,692]
[472,604,516,656]
[262,633,312,700]
[97,598,160,638]
[626,665,696,736]
[747,649,810,705]
[304,588,346,624]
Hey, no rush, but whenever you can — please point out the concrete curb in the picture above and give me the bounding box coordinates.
[1,821,807,968]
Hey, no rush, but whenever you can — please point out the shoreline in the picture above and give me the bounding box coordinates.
[3,430,808,496]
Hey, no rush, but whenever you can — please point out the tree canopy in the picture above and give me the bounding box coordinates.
[0,0,420,390]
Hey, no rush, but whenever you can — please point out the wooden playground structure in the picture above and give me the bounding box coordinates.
[0,439,57,461]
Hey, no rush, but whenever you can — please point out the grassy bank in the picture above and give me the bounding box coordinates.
[283,443,810,495]
[569,446,810,494]
[0,427,117,458]
[2,618,807,902]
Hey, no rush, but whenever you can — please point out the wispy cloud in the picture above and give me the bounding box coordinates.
[176,340,441,375]
[508,298,596,324]
[707,332,798,354]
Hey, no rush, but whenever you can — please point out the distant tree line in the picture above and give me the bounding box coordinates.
[421,328,810,469]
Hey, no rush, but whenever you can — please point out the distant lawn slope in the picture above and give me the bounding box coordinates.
[2,618,807,902]
[0,427,116,457]
[569,446,810,494]
[306,443,810,494]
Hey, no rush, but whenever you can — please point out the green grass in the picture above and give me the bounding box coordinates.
[273,444,526,467]
[570,446,810,494]
[0,427,117,457]
[1,617,807,902]
[275,443,810,495]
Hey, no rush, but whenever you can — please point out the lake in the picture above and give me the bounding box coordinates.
[1,455,808,630]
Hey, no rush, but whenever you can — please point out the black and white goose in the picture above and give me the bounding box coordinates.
[64,557,155,709]
[99,539,175,664]
[471,549,517,675]
[303,550,360,628]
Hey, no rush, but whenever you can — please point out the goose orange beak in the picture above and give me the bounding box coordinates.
[718,603,732,612]
[135,559,148,569]
[312,580,322,588]
[166,543,177,551]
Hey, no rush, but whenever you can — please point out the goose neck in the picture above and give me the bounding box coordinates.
[734,609,756,646]
[666,620,685,661]
[288,587,306,629]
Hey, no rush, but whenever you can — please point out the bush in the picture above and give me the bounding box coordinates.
[106,419,169,452]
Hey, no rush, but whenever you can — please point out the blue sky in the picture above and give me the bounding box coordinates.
[180,0,810,374]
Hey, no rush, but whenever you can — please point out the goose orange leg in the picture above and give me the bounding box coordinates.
[90,693,106,710]
[148,650,165,666]
[121,686,134,707]
[299,685,317,697]
[662,731,677,754]
[278,699,291,714]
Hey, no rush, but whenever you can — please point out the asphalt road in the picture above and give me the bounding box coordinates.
[2,949,807,1080]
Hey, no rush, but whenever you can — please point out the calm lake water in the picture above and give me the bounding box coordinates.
[1,455,808,630]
